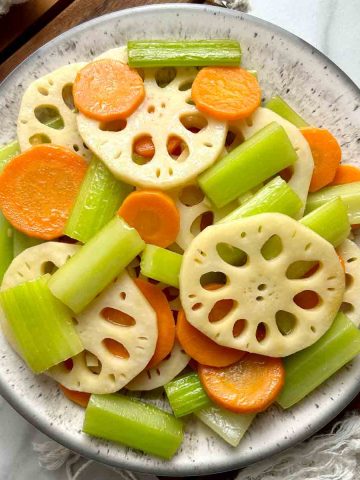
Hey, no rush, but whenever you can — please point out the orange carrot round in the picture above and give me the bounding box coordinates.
[0,145,87,240]
[330,164,360,185]
[176,309,245,367]
[60,385,90,408]
[198,353,285,413]
[134,278,175,369]
[191,67,261,121]
[118,190,180,248]
[301,127,341,192]
[73,59,145,121]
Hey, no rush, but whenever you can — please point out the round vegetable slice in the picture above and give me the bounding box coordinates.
[126,341,190,391]
[198,353,285,413]
[119,190,180,248]
[73,59,145,121]
[176,309,245,367]
[0,145,87,240]
[233,107,314,217]
[180,213,345,357]
[17,62,91,159]
[77,48,226,190]
[49,271,157,393]
[134,278,175,368]
[337,239,360,326]
[191,67,261,121]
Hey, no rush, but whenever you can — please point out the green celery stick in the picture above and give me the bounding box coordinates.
[13,230,43,257]
[65,156,133,243]
[219,176,302,223]
[300,198,350,247]
[83,393,183,459]
[49,216,144,313]
[265,95,308,128]
[140,244,182,288]
[0,276,83,373]
[199,122,298,208]
[0,214,13,283]
[165,372,211,417]
[277,312,360,409]
[195,405,255,447]
[127,40,241,67]
[306,182,360,224]
[0,140,20,172]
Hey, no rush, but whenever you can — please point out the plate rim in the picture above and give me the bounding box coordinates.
[1,3,360,476]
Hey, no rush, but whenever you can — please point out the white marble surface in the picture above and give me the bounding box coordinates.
[0,1,359,479]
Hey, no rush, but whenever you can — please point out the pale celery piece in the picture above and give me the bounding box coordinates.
[13,230,43,257]
[165,372,211,417]
[65,156,133,243]
[306,182,360,224]
[83,393,184,459]
[140,244,182,288]
[277,312,360,409]
[300,198,350,247]
[49,216,145,313]
[0,140,20,172]
[199,122,298,208]
[265,95,308,128]
[0,214,13,283]
[195,405,255,447]
[127,40,241,67]
[219,176,302,223]
[0,276,83,373]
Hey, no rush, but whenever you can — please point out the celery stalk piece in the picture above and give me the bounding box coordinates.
[306,182,360,224]
[83,393,184,459]
[277,312,360,409]
[300,198,350,247]
[219,176,302,223]
[127,40,241,67]
[195,405,255,447]
[0,276,83,373]
[65,156,133,243]
[13,230,43,257]
[140,244,182,288]
[49,216,145,313]
[265,96,308,128]
[199,122,298,208]
[165,372,211,417]
[0,214,13,283]
[0,140,20,172]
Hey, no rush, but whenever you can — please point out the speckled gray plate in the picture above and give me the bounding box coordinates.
[0,4,360,477]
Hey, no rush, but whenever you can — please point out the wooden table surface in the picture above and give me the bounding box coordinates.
[0,0,208,81]
[0,1,359,478]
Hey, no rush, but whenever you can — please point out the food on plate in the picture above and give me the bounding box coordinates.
[0,38,360,460]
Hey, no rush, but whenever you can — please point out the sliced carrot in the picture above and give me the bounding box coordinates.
[60,385,90,408]
[330,164,360,185]
[352,224,360,230]
[73,59,145,121]
[300,127,341,192]
[0,145,87,240]
[198,353,285,413]
[191,67,261,121]
[133,136,182,159]
[134,278,176,369]
[176,309,245,368]
[118,190,180,248]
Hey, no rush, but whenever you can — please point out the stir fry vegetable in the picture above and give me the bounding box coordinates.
[0,38,359,460]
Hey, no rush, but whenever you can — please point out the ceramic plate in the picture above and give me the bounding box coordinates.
[0,4,360,476]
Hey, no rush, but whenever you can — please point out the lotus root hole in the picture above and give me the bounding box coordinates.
[103,338,130,359]
[261,234,283,260]
[217,242,248,267]
[100,307,136,326]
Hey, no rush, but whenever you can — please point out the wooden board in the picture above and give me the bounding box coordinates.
[0,0,204,81]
